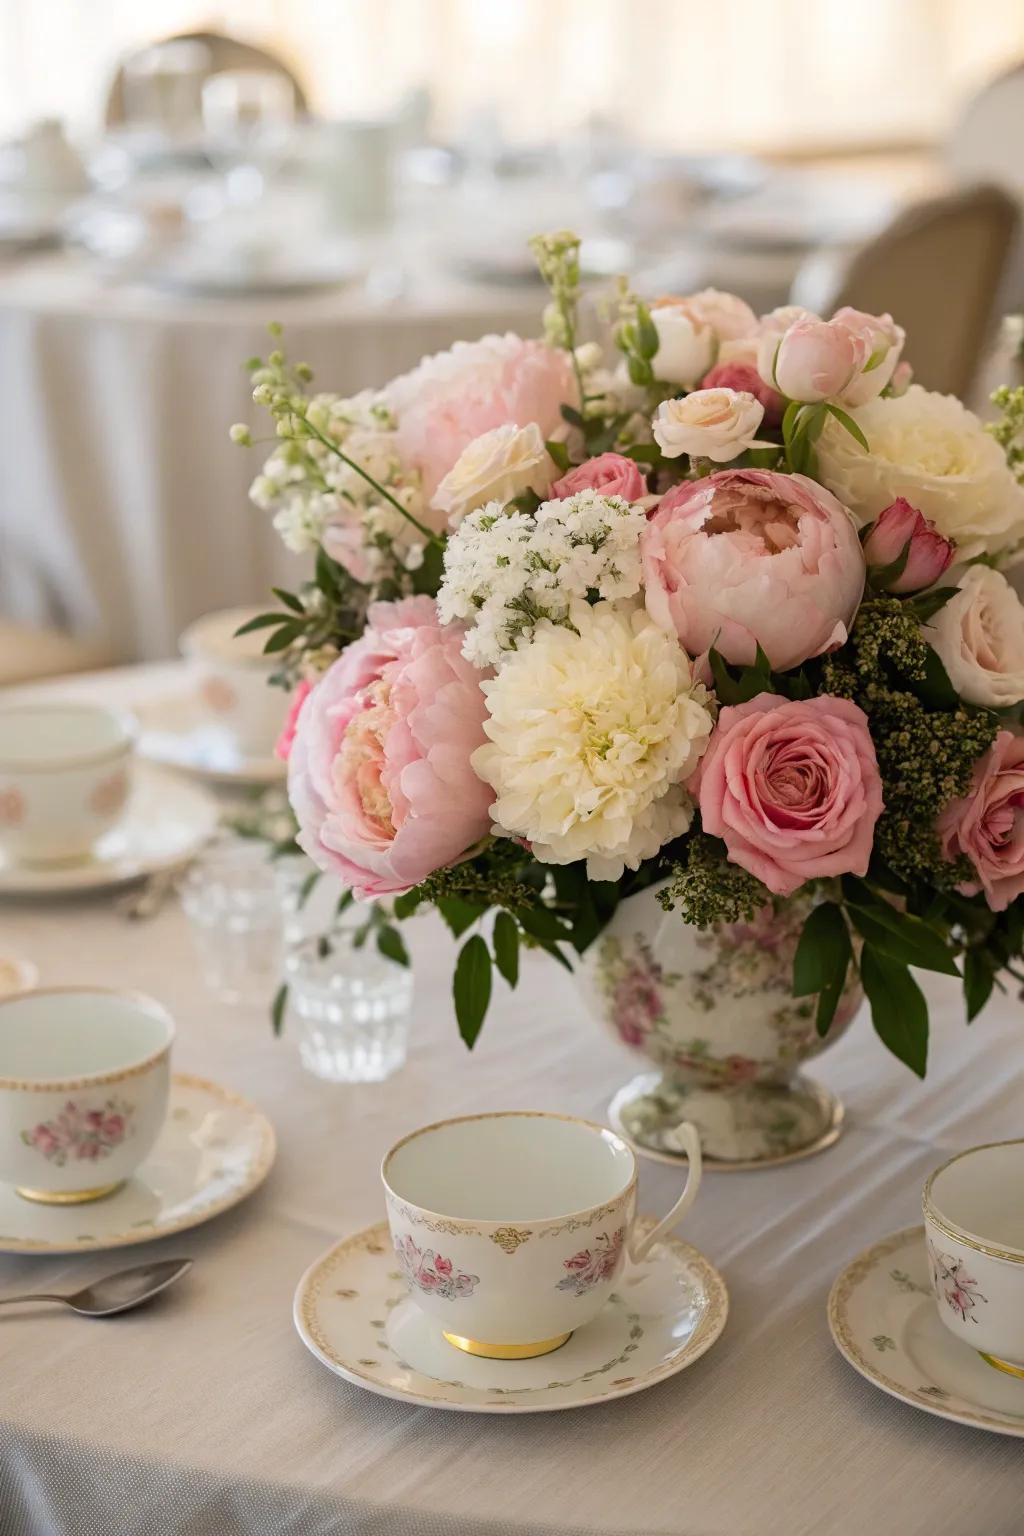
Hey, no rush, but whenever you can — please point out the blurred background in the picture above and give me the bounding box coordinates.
[2,0,1024,681]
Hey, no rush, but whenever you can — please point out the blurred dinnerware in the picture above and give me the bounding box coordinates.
[201,68,296,207]
[294,1214,727,1413]
[382,1110,702,1359]
[180,834,286,1006]
[136,693,284,786]
[0,702,135,864]
[180,606,288,759]
[828,1226,1024,1438]
[0,957,39,997]
[283,928,413,1083]
[0,987,172,1204]
[0,765,217,897]
[0,1256,192,1317]
[0,1074,275,1254]
[923,1141,1024,1377]
[315,118,396,234]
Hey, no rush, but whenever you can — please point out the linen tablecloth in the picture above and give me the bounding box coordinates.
[2,666,1023,1536]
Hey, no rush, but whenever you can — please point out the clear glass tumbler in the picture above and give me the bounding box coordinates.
[180,835,285,1006]
[283,929,412,1083]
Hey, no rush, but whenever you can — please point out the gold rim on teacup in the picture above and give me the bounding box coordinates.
[923,1139,1024,1266]
[0,704,137,774]
[0,985,175,1093]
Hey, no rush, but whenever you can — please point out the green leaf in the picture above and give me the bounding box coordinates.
[860,947,929,1077]
[271,983,288,1037]
[622,442,663,465]
[792,902,852,1036]
[392,888,423,920]
[336,888,355,917]
[263,620,306,654]
[635,302,659,360]
[846,902,959,976]
[963,949,995,1022]
[545,439,571,472]
[516,905,572,943]
[438,895,484,938]
[906,586,959,623]
[560,404,586,430]
[453,935,492,1048]
[909,644,959,710]
[271,587,305,614]
[781,399,802,444]
[708,646,775,707]
[234,612,292,636]
[411,538,444,598]
[826,403,870,451]
[297,870,320,909]
[376,925,410,967]
[492,911,520,988]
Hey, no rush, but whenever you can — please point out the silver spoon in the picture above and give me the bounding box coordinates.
[0,1258,192,1317]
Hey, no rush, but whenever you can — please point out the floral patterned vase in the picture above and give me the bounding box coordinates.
[577,885,863,1167]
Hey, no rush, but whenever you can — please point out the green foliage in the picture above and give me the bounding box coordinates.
[792,901,852,1036]
[453,935,492,1048]
[860,947,929,1078]
[658,833,769,928]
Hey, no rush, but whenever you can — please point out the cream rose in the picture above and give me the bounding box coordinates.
[652,389,765,463]
[649,300,716,388]
[816,385,1024,560]
[430,422,554,526]
[682,288,759,342]
[926,565,1024,708]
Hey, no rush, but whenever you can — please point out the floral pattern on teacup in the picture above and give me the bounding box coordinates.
[20,1098,134,1166]
[557,1228,625,1296]
[0,787,25,828]
[928,1239,988,1323]
[201,677,237,715]
[88,769,129,818]
[394,1234,479,1299]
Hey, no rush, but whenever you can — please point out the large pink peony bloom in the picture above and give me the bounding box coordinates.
[938,731,1024,912]
[288,597,493,900]
[641,468,864,671]
[697,693,884,896]
[387,334,578,500]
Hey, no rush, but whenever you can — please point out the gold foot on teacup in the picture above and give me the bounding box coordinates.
[979,1351,1024,1380]
[15,1181,124,1206]
[442,1330,573,1360]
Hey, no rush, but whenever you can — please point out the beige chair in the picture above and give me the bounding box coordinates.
[949,63,1024,201]
[105,31,308,128]
[792,184,1021,399]
[0,622,113,688]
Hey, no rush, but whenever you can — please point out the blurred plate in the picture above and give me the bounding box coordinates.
[137,695,285,786]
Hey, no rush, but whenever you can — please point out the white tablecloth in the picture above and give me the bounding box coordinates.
[2,665,1023,1536]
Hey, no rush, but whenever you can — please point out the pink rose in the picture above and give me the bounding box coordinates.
[433,1255,453,1277]
[697,694,884,896]
[863,498,954,594]
[938,731,1024,911]
[680,288,759,341]
[888,360,913,397]
[641,469,865,671]
[387,333,578,498]
[758,317,868,404]
[275,680,313,762]
[700,360,785,428]
[830,307,905,407]
[551,452,646,503]
[288,596,493,900]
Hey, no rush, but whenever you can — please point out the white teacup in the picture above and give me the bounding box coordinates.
[0,988,173,1204]
[923,1141,1024,1377]
[383,1111,702,1359]
[180,606,288,759]
[0,703,135,864]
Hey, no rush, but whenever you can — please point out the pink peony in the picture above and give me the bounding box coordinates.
[551,452,646,503]
[700,360,785,428]
[862,498,954,594]
[288,596,493,900]
[697,693,884,896]
[275,680,313,762]
[641,469,865,671]
[938,731,1024,912]
[386,334,578,499]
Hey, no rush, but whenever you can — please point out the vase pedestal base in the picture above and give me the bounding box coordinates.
[608,1070,844,1170]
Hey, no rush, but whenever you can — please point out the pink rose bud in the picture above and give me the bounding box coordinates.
[757,317,867,403]
[551,452,646,503]
[863,498,954,594]
[888,360,913,397]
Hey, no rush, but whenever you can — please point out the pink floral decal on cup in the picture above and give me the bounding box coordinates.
[201,677,237,715]
[928,1240,987,1323]
[556,1228,626,1296]
[20,1099,134,1167]
[89,769,129,818]
[0,787,25,828]
[394,1234,479,1299]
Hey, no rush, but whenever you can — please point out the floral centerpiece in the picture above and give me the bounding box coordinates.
[233,233,1024,1157]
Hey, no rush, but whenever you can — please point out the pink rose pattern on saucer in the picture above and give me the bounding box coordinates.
[557,1228,626,1296]
[928,1239,988,1323]
[0,787,25,828]
[89,769,129,818]
[394,1234,479,1299]
[21,1098,134,1167]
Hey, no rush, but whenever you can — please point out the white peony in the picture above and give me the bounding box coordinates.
[471,602,714,880]
[652,389,766,463]
[430,423,554,526]
[650,300,716,388]
[816,385,1024,560]
[926,564,1024,707]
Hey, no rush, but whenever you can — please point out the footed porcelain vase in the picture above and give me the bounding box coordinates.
[578,886,863,1168]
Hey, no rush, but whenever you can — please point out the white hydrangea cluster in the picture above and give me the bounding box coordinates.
[437,489,648,667]
[250,389,429,579]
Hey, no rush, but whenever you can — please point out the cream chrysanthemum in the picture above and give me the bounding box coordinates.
[471,602,713,879]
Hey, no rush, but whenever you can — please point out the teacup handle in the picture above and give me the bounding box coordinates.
[627,1122,703,1265]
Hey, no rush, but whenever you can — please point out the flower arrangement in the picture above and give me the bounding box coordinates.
[233,233,1024,1077]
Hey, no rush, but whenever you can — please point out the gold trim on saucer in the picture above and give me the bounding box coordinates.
[442,1330,572,1360]
[16,1181,123,1205]
[980,1352,1024,1380]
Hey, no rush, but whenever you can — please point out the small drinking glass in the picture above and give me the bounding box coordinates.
[283,929,412,1083]
[180,836,285,1006]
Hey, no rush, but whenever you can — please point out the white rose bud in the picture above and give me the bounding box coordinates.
[926,564,1024,708]
[652,389,766,463]
[430,422,554,526]
[650,300,716,388]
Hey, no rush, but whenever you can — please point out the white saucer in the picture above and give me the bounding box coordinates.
[294,1216,728,1413]
[0,1074,275,1254]
[0,765,218,895]
[828,1226,1024,1438]
[137,695,285,787]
